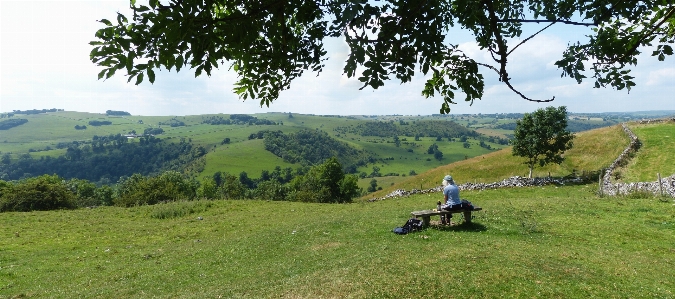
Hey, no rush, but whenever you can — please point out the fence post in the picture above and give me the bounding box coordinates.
[598,173,603,196]
[658,173,663,197]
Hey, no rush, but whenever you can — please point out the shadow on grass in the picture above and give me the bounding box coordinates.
[431,222,487,232]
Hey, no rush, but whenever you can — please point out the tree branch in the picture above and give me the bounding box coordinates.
[596,5,675,66]
[497,19,597,26]
[508,21,556,56]
[483,0,555,103]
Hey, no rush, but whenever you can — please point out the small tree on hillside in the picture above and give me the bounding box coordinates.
[512,106,575,178]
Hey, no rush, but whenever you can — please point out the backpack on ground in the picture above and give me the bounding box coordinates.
[392,218,423,235]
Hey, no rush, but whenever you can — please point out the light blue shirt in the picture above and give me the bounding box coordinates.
[443,183,461,206]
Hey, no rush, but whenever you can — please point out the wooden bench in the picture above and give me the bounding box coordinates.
[411,207,482,227]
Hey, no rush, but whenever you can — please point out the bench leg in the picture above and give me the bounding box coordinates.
[464,211,472,223]
[421,216,431,227]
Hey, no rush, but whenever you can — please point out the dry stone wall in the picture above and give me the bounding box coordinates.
[368,176,585,202]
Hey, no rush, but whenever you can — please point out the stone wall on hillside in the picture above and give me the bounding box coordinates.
[370,120,674,202]
[600,123,641,195]
[368,176,585,202]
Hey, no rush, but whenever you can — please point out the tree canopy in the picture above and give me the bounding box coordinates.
[90,0,675,113]
[512,106,574,178]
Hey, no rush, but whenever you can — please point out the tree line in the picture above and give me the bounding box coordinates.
[105,110,131,116]
[10,108,63,115]
[0,119,28,130]
[158,118,186,127]
[336,120,479,138]
[202,114,279,126]
[0,135,203,183]
[0,157,361,213]
[88,120,112,126]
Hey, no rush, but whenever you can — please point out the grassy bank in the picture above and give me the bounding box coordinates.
[621,122,675,182]
[2,185,674,298]
[370,125,629,197]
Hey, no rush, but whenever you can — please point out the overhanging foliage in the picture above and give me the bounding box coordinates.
[91,0,675,113]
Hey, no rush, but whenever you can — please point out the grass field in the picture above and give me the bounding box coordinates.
[1,185,673,298]
[620,122,675,182]
[371,125,630,196]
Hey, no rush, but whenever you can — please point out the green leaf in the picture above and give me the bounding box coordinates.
[106,68,117,79]
[147,69,155,84]
[135,72,144,85]
[98,69,107,80]
[99,19,112,26]
[126,52,134,73]
[117,13,128,25]
[89,41,104,46]
[175,55,184,72]
[135,5,149,12]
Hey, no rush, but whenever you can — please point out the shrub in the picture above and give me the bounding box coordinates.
[0,175,75,212]
[254,180,287,201]
[287,157,359,203]
[197,177,220,200]
[114,172,197,207]
[150,200,213,219]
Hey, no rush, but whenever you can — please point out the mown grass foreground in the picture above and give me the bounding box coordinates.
[2,185,674,298]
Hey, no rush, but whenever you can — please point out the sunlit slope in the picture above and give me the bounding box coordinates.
[200,139,296,179]
[371,125,630,196]
[620,122,675,182]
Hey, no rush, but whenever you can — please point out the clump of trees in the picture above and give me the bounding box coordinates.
[203,115,278,125]
[12,108,62,115]
[74,125,87,130]
[159,118,185,127]
[0,119,28,130]
[143,127,164,135]
[88,120,112,126]
[260,129,371,172]
[105,110,131,116]
[426,144,443,161]
[345,120,478,139]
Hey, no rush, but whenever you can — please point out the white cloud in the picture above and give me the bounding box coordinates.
[646,68,675,86]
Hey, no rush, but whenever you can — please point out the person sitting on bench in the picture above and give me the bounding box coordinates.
[440,175,463,224]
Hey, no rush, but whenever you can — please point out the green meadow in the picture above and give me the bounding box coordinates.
[620,122,675,182]
[1,186,673,298]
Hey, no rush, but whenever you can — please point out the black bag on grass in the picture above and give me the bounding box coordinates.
[392,218,423,235]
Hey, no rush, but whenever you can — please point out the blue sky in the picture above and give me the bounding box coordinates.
[1,1,674,116]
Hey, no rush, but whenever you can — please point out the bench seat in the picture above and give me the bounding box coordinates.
[411,207,482,227]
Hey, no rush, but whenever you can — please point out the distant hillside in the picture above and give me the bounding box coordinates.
[260,129,371,171]
[369,124,631,197]
[335,120,478,138]
[2,110,670,185]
